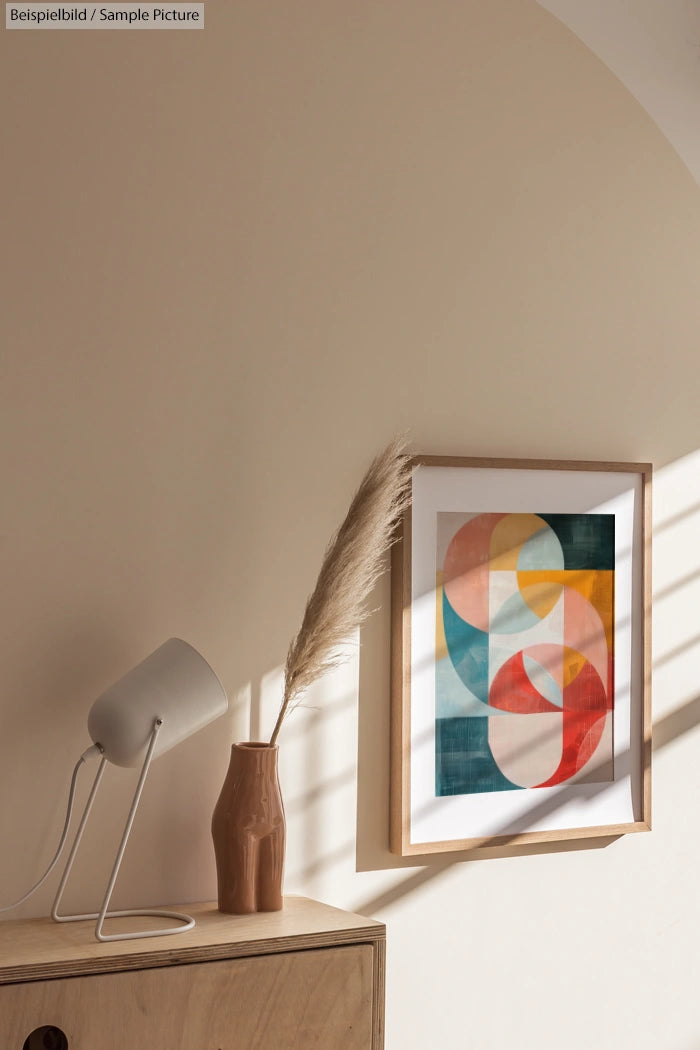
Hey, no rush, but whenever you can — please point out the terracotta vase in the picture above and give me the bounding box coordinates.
[211,742,285,914]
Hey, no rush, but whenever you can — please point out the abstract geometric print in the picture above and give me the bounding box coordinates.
[435,512,614,796]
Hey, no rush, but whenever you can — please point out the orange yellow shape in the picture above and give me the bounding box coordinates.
[518,581,563,620]
[489,514,544,570]
[562,645,587,689]
[517,569,613,650]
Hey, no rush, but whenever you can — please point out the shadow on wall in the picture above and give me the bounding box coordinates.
[350,447,700,912]
[354,691,697,914]
[201,448,700,918]
[7,447,692,922]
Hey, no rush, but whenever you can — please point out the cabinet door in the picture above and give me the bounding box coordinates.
[1,944,374,1050]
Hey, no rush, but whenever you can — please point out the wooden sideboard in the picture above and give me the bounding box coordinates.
[0,897,385,1049]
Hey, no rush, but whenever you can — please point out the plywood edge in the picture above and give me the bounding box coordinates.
[0,897,385,985]
[372,935,386,1049]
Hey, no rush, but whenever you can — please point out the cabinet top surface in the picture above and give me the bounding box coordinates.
[0,897,385,984]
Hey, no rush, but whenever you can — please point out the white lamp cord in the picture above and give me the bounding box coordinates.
[0,744,102,914]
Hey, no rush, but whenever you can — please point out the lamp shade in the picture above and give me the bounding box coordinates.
[87,638,228,767]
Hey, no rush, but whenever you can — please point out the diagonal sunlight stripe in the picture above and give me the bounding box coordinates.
[354,693,698,917]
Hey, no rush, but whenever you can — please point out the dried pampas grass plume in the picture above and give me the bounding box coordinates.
[269,437,411,746]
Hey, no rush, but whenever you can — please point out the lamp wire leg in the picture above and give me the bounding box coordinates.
[52,718,196,942]
[52,755,108,922]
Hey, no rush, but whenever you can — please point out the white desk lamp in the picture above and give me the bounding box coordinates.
[49,638,228,942]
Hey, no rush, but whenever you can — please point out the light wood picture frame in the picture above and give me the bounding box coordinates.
[390,456,652,856]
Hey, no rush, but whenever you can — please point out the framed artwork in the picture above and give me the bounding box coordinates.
[390,456,652,855]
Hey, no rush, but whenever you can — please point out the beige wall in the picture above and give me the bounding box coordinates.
[538,0,700,185]
[2,3,700,1047]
